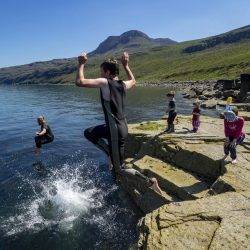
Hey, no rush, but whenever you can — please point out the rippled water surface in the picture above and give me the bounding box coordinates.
[0,85,216,249]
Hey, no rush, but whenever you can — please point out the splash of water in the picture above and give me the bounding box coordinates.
[1,163,103,236]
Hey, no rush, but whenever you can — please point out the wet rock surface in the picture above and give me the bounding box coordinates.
[120,115,250,249]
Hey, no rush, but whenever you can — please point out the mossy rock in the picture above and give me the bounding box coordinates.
[135,122,165,131]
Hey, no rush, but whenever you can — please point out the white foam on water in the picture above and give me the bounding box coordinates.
[1,163,103,236]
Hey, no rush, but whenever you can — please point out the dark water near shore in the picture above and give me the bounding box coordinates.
[0,85,217,250]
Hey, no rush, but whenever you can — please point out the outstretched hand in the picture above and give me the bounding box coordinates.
[121,52,129,67]
[78,52,88,65]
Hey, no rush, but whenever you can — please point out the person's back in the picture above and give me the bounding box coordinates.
[75,51,162,194]
[223,107,245,164]
[41,122,54,139]
[224,116,245,139]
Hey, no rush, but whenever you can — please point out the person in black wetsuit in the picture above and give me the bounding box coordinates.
[165,91,177,133]
[75,52,162,194]
[35,116,54,154]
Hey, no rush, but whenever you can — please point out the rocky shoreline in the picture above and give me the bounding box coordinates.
[120,115,249,249]
[139,74,250,112]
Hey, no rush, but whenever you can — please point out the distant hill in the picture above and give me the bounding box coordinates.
[0,26,249,85]
[183,25,250,53]
[90,30,177,55]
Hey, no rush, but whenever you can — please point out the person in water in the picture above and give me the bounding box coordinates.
[75,51,162,194]
[35,116,54,154]
[192,100,201,133]
[165,91,177,133]
[223,107,245,164]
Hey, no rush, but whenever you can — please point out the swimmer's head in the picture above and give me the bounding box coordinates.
[100,59,119,78]
[37,115,45,125]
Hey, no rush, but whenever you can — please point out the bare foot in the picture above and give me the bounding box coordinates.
[150,178,162,194]
[232,159,237,164]
[108,157,113,171]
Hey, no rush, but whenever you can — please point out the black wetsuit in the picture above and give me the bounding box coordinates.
[35,123,54,148]
[84,79,153,185]
[167,99,177,125]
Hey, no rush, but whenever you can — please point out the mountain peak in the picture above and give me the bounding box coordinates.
[120,30,150,39]
[90,30,177,55]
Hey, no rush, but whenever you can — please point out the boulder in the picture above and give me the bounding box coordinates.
[223,90,240,99]
[198,95,208,100]
[217,79,235,90]
[242,92,250,103]
[200,99,217,109]
[202,90,216,98]
[138,192,249,249]
[191,87,203,96]
[239,74,250,101]
[234,78,241,90]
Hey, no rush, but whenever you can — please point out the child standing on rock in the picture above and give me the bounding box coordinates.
[223,107,245,164]
[192,100,201,133]
[165,91,177,133]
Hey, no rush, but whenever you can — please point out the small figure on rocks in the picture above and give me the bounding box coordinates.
[35,116,54,155]
[223,107,245,164]
[165,91,177,133]
[192,100,201,133]
[225,96,233,111]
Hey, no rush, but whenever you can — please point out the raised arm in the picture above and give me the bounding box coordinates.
[121,52,136,89]
[75,52,107,88]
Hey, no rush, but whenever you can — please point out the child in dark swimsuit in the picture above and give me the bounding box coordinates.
[35,116,54,154]
[165,91,177,133]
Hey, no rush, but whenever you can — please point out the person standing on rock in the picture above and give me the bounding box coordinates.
[223,107,245,164]
[165,91,177,133]
[192,100,201,133]
[75,51,162,194]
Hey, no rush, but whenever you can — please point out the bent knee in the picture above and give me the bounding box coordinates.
[84,128,92,139]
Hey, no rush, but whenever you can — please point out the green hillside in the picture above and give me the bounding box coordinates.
[0,26,249,84]
[85,41,250,82]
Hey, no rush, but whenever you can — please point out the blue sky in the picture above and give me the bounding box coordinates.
[0,0,249,68]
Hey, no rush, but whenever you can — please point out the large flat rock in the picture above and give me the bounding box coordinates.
[126,115,250,192]
[138,192,250,249]
[121,115,250,249]
[133,155,210,200]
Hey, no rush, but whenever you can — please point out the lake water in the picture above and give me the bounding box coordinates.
[0,85,217,250]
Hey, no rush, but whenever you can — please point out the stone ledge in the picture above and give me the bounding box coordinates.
[138,192,249,249]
